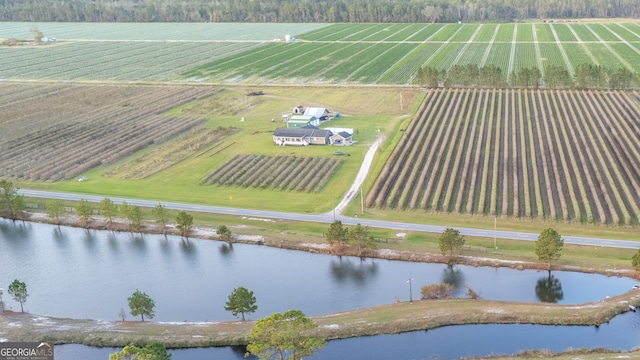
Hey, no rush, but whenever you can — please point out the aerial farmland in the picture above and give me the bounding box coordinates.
[1,21,640,229]
[1,22,640,84]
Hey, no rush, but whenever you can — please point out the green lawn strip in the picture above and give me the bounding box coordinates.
[516,23,534,42]
[361,23,409,42]
[377,42,432,83]
[607,23,640,42]
[585,23,619,42]
[550,24,577,42]
[19,198,640,272]
[571,24,599,42]
[350,43,417,83]
[514,42,538,70]
[539,42,570,71]
[609,43,640,72]
[298,23,358,41]
[429,23,462,42]
[427,42,467,71]
[406,23,446,42]
[534,24,556,42]
[473,23,498,42]
[3,289,639,348]
[585,43,627,69]
[384,23,426,42]
[484,43,511,79]
[450,24,480,42]
[342,199,640,242]
[561,43,595,68]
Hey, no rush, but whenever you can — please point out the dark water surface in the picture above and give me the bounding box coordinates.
[2,219,639,359]
[0,219,637,321]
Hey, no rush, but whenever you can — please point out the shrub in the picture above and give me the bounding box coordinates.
[421,283,454,300]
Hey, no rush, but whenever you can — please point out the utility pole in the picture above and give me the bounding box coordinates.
[494,216,497,249]
[407,278,414,303]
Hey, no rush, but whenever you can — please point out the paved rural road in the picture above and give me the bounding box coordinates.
[18,189,640,250]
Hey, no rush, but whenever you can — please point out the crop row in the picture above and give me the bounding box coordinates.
[1,41,261,81]
[384,23,427,42]
[202,155,341,192]
[405,24,447,42]
[0,22,326,41]
[195,33,638,84]
[0,84,216,181]
[473,24,499,42]
[286,21,637,43]
[3,21,640,84]
[366,88,640,225]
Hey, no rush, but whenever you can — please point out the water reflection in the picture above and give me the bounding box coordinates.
[329,257,378,284]
[159,235,171,256]
[53,226,65,241]
[441,265,465,296]
[107,232,119,252]
[0,219,637,321]
[228,345,250,358]
[129,233,147,251]
[180,238,197,258]
[219,243,234,257]
[0,220,30,240]
[535,272,564,303]
[83,229,96,250]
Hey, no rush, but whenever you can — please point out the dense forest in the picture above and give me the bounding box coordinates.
[1,0,639,23]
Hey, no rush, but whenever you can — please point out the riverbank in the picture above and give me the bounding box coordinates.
[2,287,640,348]
[2,213,640,352]
[19,212,640,280]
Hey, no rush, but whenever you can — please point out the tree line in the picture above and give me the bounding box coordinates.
[417,64,640,89]
[1,0,640,23]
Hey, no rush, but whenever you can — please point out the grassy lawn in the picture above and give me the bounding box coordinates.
[21,86,422,215]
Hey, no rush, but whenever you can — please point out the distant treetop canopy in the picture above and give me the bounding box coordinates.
[1,0,639,23]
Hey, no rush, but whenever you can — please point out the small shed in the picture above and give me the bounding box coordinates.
[287,115,318,128]
[292,106,305,114]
